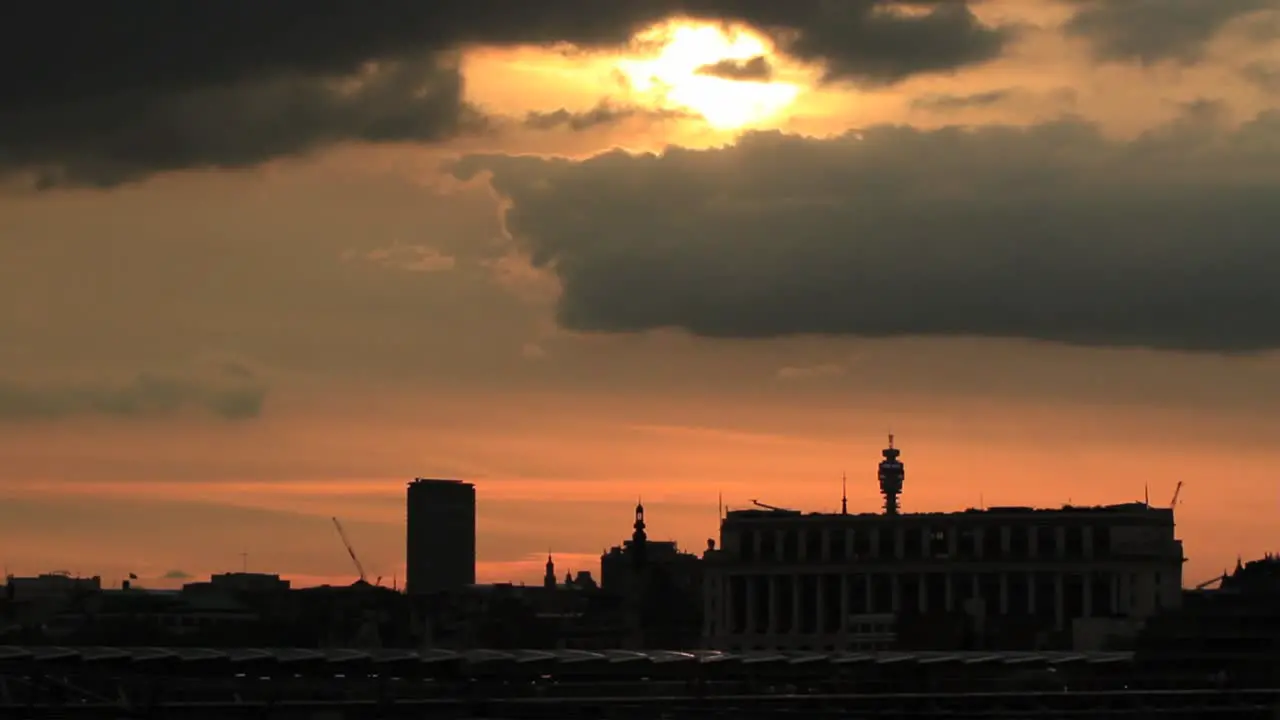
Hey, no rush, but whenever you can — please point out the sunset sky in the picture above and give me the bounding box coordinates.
[3,0,1279,590]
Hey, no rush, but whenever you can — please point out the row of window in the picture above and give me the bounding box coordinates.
[734,524,1115,563]
[716,571,1132,636]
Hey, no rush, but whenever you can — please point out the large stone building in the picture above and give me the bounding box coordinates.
[702,437,1185,652]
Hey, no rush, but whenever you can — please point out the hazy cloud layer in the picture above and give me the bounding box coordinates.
[1064,0,1279,65]
[456,107,1280,352]
[0,369,266,422]
[3,1,1008,188]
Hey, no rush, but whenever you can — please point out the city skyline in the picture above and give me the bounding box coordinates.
[3,1,1279,591]
[0,436,1257,592]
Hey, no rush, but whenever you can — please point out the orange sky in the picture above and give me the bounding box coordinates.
[4,6,1280,590]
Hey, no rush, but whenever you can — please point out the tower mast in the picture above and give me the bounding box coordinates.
[878,433,905,515]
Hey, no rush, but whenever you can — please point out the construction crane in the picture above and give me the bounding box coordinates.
[750,499,798,513]
[1194,573,1226,590]
[1169,481,1183,509]
[331,517,367,584]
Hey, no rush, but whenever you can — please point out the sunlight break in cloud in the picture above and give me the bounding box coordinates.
[617,21,802,130]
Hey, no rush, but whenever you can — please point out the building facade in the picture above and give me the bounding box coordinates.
[405,478,476,594]
[702,439,1184,652]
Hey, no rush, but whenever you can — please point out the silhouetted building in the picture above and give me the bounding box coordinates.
[1136,554,1280,687]
[405,478,476,594]
[702,436,1184,652]
[5,572,101,602]
[184,572,290,594]
[599,502,703,648]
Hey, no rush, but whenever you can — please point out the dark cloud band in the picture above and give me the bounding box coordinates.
[456,108,1280,353]
[1,1,1008,189]
[1064,0,1278,65]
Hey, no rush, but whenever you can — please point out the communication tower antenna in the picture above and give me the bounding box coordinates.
[877,433,905,515]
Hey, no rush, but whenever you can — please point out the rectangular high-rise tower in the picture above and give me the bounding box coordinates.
[405,478,476,594]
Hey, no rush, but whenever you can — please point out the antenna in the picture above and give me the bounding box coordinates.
[718,491,724,522]
[239,551,248,573]
[1144,484,1150,507]
[841,471,848,515]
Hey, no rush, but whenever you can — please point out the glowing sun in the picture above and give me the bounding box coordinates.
[617,22,801,130]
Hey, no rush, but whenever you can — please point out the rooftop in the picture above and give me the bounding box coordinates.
[725,502,1171,522]
[408,478,474,488]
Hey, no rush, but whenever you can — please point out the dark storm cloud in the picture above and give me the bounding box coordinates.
[910,89,1013,111]
[2,1,1009,188]
[0,371,266,422]
[1063,0,1278,65]
[696,56,775,81]
[9,56,470,190]
[454,108,1280,353]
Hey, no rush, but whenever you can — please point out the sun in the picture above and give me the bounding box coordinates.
[617,22,801,131]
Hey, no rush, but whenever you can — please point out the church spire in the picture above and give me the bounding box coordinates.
[543,551,556,589]
[631,498,648,568]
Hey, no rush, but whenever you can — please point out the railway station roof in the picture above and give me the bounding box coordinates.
[0,646,1132,671]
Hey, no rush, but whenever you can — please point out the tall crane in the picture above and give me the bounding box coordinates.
[331,517,367,584]
[1169,481,1183,509]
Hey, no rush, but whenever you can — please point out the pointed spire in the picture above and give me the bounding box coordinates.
[841,471,848,515]
[543,550,557,589]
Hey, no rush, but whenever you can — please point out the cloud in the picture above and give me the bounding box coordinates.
[777,363,846,381]
[1243,61,1280,93]
[2,2,1010,188]
[910,89,1014,112]
[696,56,774,81]
[0,368,267,422]
[6,51,471,190]
[522,103,693,132]
[162,569,194,580]
[454,106,1280,353]
[1063,0,1278,65]
[767,1,1011,85]
[350,244,457,272]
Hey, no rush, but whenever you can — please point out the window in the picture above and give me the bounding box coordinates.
[929,527,951,558]
[902,528,923,559]
[805,530,823,561]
